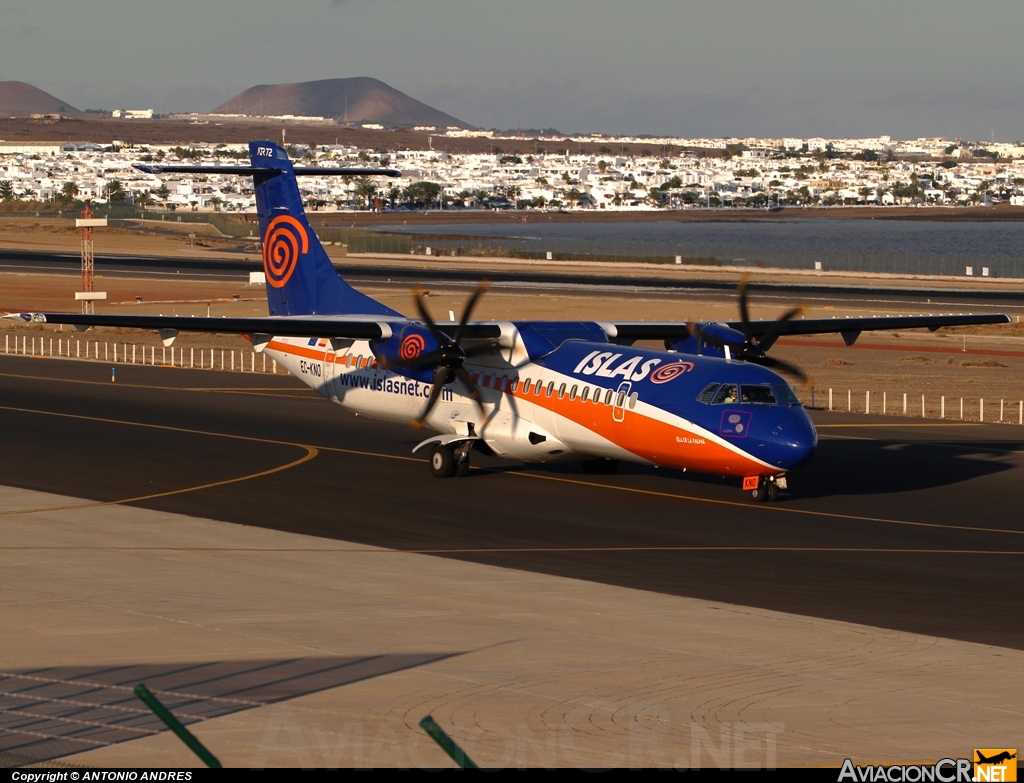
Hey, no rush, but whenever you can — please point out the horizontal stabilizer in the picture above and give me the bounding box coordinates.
[133,164,401,177]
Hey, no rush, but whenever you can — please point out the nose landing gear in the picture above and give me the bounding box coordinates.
[747,475,785,502]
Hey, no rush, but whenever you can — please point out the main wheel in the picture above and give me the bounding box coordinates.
[430,443,457,478]
[767,482,779,502]
[581,458,620,475]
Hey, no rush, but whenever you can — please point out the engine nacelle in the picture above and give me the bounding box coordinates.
[369,324,441,384]
[667,322,745,358]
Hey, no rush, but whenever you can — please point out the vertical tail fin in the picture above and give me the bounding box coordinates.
[250,141,400,317]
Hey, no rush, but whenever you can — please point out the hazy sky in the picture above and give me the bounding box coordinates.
[2,0,1023,141]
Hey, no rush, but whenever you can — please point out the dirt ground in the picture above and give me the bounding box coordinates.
[0,217,260,259]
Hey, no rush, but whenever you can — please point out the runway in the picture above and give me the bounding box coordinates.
[3,247,1023,308]
[2,354,1022,651]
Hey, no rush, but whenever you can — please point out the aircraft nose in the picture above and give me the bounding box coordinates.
[768,409,817,469]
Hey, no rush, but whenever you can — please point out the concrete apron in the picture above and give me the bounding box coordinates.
[1,484,1020,769]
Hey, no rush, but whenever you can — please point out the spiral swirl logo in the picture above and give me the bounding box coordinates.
[400,333,427,360]
[262,215,309,288]
[650,360,695,384]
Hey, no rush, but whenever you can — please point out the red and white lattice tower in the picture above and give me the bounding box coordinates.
[75,206,107,314]
[80,205,94,313]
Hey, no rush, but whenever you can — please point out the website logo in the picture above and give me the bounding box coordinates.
[975,749,1017,782]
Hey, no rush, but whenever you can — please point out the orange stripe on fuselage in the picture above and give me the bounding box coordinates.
[509,386,772,476]
[265,339,774,475]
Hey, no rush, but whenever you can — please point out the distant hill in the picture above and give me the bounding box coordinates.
[213,77,469,129]
[0,81,79,115]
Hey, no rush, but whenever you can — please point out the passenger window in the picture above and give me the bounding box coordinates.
[615,392,625,407]
[741,385,777,405]
[511,378,519,393]
[546,381,555,397]
[569,384,578,400]
[697,383,719,403]
[711,384,738,404]
[535,380,543,396]
[628,392,638,409]
[604,389,614,405]
[558,383,566,399]
[581,386,589,402]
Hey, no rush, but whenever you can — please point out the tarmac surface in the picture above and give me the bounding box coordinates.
[1,354,1022,651]
[2,354,1023,767]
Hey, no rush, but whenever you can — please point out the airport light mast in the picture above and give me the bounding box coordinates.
[75,205,107,314]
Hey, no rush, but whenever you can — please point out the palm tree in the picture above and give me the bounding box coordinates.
[208,196,223,212]
[0,181,14,201]
[355,180,377,209]
[155,184,171,202]
[135,191,153,209]
[105,180,125,202]
[61,181,79,201]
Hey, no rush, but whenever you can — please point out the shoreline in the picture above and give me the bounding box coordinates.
[321,202,1024,228]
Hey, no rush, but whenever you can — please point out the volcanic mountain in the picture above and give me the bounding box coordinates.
[0,81,79,115]
[213,77,469,129]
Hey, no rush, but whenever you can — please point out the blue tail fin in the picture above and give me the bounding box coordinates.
[250,141,401,317]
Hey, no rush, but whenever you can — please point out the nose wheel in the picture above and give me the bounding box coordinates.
[749,476,783,502]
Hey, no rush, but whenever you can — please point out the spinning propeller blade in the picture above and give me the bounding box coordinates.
[388,283,499,427]
[691,279,810,385]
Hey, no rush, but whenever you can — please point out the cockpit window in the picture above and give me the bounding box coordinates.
[772,383,802,406]
[741,385,777,404]
[697,383,719,404]
[711,384,738,404]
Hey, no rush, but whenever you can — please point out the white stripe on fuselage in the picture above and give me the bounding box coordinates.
[264,336,776,471]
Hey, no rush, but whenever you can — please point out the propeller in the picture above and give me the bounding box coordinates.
[689,277,810,385]
[385,283,499,427]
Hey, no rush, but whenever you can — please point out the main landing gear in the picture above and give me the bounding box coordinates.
[430,441,472,478]
[748,475,786,502]
[581,458,620,475]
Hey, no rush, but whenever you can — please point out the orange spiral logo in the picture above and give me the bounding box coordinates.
[263,215,309,288]
[650,360,695,384]
[400,333,426,360]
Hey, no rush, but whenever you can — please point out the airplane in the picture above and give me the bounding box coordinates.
[976,751,1017,765]
[5,140,1011,501]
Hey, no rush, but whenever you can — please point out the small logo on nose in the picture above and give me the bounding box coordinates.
[720,409,752,438]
